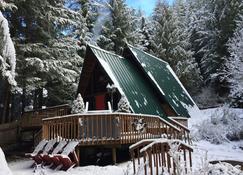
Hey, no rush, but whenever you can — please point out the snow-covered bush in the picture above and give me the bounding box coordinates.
[194,105,243,144]
[166,144,243,175]
[71,93,85,114]
[116,95,131,113]
[208,162,243,175]
[168,141,188,175]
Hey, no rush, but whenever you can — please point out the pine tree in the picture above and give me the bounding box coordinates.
[97,0,134,54]
[225,16,243,107]
[71,93,85,114]
[152,0,202,94]
[188,0,243,95]
[135,15,155,53]
[0,1,17,123]
[7,0,85,108]
[116,95,131,113]
[187,0,218,85]
[0,2,16,86]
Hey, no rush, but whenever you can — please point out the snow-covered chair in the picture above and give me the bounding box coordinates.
[32,139,57,164]
[51,141,79,170]
[42,140,67,166]
[25,139,48,158]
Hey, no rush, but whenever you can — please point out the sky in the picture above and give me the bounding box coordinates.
[125,0,174,16]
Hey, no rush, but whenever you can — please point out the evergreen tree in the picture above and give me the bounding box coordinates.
[152,0,202,94]
[71,93,85,114]
[97,0,134,54]
[0,1,17,123]
[0,1,16,86]
[135,15,155,53]
[116,95,131,113]
[225,16,243,107]
[7,0,84,109]
[188,0,243,95]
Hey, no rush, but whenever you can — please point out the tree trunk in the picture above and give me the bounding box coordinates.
[2,82,10,124]
[21,87,26,113]
[38,88,43,109]
[33,89,38,110]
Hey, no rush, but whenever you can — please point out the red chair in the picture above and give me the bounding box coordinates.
[42,140,67,166]
[52,141,79,170]
[32,139,57,164]
[25,140,48,159]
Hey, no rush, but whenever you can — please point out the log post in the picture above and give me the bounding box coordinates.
[112,147,117,165]
[75,146,80,166]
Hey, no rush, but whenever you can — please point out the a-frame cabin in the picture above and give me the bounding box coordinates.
[22,44,198,165]
[77,44,197,123]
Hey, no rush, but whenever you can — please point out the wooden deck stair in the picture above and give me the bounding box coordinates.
[129,139,193,175]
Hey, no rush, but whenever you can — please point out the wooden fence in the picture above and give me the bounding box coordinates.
[42,113,189,146]
[129,139,193,175]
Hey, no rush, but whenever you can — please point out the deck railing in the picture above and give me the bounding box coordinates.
[20,104,70,129]
[129,139,193,175]
[168,117,191,144]
[42,113,182,146]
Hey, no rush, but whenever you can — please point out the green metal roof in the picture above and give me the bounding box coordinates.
[127,45,197,118]
[88,45,167,117]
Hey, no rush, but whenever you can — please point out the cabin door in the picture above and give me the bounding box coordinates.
[95,94,106,110]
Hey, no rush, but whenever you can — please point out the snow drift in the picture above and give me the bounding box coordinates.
[0,147,12,175]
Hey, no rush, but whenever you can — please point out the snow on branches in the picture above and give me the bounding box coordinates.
[71,93,85,114]
[0,11,16,86]
[116,95,131,113]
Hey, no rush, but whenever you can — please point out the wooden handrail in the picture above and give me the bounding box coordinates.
[168,117,191,144]
[23,104,70,113]
[42,113,183,146]
[130,139,193,175]
[21,104,71,129]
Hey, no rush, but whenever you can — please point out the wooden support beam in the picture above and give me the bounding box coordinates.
[112,147,117,165]
[76,147,80,166]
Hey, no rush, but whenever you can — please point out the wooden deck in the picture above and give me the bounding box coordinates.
[42,113,190,146]
[20,104,70,130]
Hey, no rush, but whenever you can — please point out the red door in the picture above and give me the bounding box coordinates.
[95,94,106,110]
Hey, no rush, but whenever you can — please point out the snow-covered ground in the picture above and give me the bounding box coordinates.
[3,107,243,175]
[189,107,243,171]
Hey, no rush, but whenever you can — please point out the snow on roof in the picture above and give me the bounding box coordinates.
[166,64,196,106]
[128,44,168,65]
[180,101,202,119]
[88,45,137,113]
[147,71,165,95]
